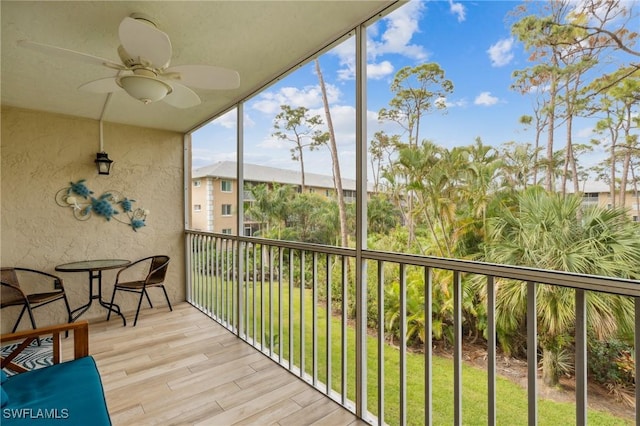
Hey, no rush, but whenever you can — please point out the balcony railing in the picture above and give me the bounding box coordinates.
[185,230,640,425]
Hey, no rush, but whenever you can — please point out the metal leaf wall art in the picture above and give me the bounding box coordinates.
[55,179,149,231]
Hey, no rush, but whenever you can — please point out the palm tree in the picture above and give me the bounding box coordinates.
[246,183,294,239]
[484,187,640,385]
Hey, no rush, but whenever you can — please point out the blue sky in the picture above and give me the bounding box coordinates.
[192,0,635,180]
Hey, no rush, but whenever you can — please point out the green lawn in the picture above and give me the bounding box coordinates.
[190,277,631,425]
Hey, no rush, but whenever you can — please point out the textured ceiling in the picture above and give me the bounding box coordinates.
[1,1,398,133]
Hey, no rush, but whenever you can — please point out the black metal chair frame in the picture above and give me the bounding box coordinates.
[0,267,73,334]
[107,255,172,326]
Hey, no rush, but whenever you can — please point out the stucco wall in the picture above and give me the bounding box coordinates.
[1,106,185,333]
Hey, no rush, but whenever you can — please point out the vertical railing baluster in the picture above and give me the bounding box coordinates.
[232,238,237,332]
[633,297,640,425]
[201,235,207,313]
[185,234,191,303]
[341,255,348,405]
[201,235,206,310]
[252,242,257,344]
[207,236,213,315]
[378,261,385,426]
[278,247,284,363]
[214,237,219,319]
[300,250,306,378]
[289,248,294,371]
[194,235,200,308]
[244,242,250,339]
[487,275,496,426]
[269,245,274,356]
[209,236,213,312]
[575,289,587,425]
[224,238,234,327]
[218,238,227,324]
[399,263,406,426]
[220,238,225,323]
[312,251,318,386]
[221,238,226,324]
[326,253,332,396]
[454,270,462,425]
[425,267,433,426]
[527,281,538,426]
[260,243,265,351]
[187,234,192,304]
[238,239,245,338]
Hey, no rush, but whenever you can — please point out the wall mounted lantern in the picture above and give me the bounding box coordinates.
[95,152,113,175]
[95,118,114,175]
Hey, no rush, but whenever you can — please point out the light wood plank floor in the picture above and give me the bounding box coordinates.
[78,302,366,426]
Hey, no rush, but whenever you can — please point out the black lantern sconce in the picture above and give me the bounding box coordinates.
[95,152,113,175]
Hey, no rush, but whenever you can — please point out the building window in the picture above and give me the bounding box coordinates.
[193,204,201,212]
[221,204,232,216]
[193,180,201,187]
[221,180,232,192]
[221,228,232,235]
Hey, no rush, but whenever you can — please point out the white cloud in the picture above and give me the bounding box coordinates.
[441,97,468,108]
[208,109,237,129]
[370,1,428,60]
[449,0,466,22]
[367,61,395,80]
[257,137,290,150]
[487,38,514,67]
[251,84,341,114]
[474,92,499,106]
[333,1,427,80]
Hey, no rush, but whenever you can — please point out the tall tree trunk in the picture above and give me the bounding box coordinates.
[566,116,580,195]
[619,106,634,207]
[298,143,307,193]
[609,130,617,209]
[545,73,558,192]
[542,347,560,387]
[533,125,542,188]
[315,59,348,247]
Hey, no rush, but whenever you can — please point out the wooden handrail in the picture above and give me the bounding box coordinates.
[1,321,89,372]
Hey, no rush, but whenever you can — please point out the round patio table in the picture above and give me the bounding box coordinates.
[56,259,131,325]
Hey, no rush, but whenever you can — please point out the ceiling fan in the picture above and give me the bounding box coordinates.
[17,13,240,108]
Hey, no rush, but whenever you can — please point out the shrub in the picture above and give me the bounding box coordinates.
[588,338,635,387]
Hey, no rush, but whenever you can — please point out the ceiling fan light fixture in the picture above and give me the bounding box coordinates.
[117,75,172,104]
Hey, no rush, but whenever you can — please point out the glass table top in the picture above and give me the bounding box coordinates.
[55,259,131,272]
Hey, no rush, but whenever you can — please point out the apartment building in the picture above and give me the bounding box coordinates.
[190,161,363,234]
[574,180,640,221]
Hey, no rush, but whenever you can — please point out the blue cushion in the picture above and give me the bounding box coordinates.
[1,369,8,408]
[1,356,110,425]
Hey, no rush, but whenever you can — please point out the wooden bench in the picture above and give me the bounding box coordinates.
[1,322,111,425]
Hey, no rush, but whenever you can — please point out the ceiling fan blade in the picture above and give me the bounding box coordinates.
[162,82,201,108]
[78,77,123,94]
[17,40,124,70]
[163,65,240,90]
[119,16,172,69]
